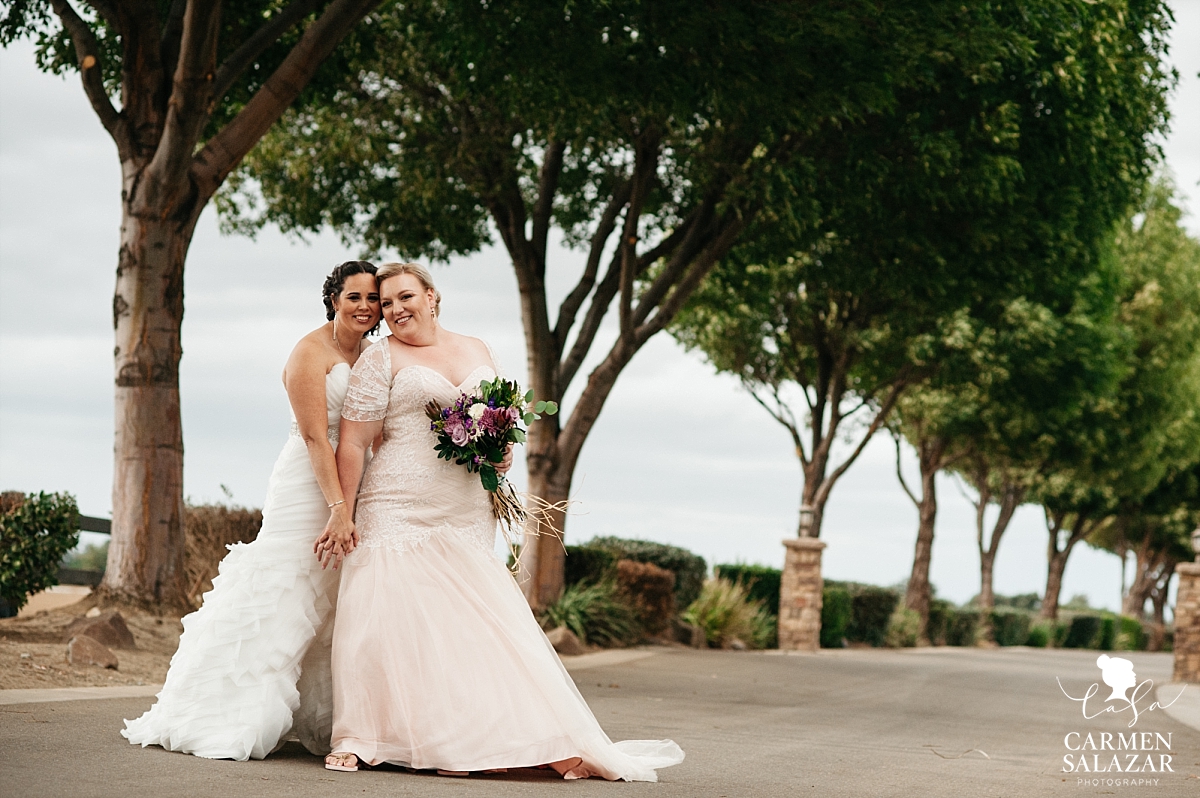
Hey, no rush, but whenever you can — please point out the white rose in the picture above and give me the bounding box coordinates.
[468,403,486,420]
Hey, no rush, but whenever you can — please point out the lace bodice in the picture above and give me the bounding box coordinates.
[288,362,352,442]
[343,338,499,556]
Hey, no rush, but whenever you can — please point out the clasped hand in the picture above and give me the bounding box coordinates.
[314,507,358,570]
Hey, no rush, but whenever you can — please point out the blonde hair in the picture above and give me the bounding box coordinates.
[376,261,442,316]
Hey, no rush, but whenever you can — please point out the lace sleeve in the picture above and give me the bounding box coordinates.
[342,339,392,422]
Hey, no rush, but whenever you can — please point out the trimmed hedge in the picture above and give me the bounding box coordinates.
[946,608,980,647]
[820,586,852,648]
[1063,615,1103,649]
[563,545,617,588]
[823,581,900,647]
[0,491,80,615]
[926,599,954,646]
[714,563,781,616]
[989,610,1032,647]
[588,537,707,610]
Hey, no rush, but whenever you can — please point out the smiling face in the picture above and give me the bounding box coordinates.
[380,272,437,338]
[331,272,381,337]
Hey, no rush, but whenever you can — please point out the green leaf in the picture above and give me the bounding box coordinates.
[510,428,527,443]
[523,413,535,425]
[534,400,547,413]
[480,465,499,492]
[525,390,534,403]
[543,401,558,415]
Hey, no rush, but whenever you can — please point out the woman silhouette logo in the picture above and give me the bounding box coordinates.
[1096,654,1137,704]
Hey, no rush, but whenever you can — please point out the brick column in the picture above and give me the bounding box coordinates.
[779,537,827,651]
[1173,562,1200,684]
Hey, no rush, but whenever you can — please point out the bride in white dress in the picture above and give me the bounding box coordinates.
[122,262,381,760]
[323,262,684,781]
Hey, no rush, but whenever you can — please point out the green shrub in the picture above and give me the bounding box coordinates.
[714,564,781,616]
[615,559,675,634]
[0,491,80,614]
[1114,616,1145,651]
[588,536,707,609]
[820,586,852,648]
[1097,616,1117,651]
[1063,615,1103,649]
[989,610,1032,647]
[1026,622,1052,647]
[886,607,921,648]
[540,580,640,647]
[1053,620,1071,648]
[846,586,900,647]
[683,578,774,649]
[563,545,617,588]
[926,599,954,646]
[946,608,980,646]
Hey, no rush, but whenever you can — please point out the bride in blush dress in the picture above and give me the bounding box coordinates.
[122,261,380,760]
[322,262,684,781]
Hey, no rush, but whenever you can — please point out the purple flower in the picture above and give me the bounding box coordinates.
[446,417,470,446]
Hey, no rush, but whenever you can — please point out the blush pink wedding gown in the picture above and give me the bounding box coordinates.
[331,339,684,781]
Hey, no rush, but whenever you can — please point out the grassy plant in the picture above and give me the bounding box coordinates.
[63,540,109,571]
[683,577,774,649]
[540,580,640,647]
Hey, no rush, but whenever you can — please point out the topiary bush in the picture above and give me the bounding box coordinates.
[683,577,775,649]
[1114,616,1145,651]
[588,536,707,610]
[615,559,676,635]
[1063,615,1103,649]
[945,608,980,646]
[846,585,900,647]
[0,491,80,615]
[820,586,852,648]
[989,610,1032,647]
[714,563,781,616]
[1096,616,1117,651]
[926,599,954,646]
[1026,621,1052,647]
[540,580,640,647]
[563,545,617,588]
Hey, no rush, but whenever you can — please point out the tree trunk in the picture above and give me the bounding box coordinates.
[100,209,195,610]
[903,438,944,645]
[1041,549,1069,621]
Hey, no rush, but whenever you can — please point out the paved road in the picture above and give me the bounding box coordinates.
[2,647,1197,798]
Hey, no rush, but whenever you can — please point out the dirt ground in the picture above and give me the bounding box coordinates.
[0,596,181,690]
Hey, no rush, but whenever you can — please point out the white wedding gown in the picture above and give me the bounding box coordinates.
[330,339,684,780]
[122,364,352,760]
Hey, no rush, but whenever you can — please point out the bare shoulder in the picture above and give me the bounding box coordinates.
[285,326,336,380]
[456,333,492,362]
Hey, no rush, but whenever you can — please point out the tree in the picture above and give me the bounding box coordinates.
[672,0,1171,554]
[1,0,380,609]
[1037,180,1200,620]
[892,287,1120,641]
[222,0,1000,607]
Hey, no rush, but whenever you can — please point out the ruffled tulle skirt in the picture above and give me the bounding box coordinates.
[330,530,684,781]
[122,435,338,760]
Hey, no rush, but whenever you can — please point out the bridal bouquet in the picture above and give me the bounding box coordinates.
[424,377,557,533]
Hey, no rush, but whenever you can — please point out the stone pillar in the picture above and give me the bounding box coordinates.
[779,537,827,651]
[1173,561,1200,684]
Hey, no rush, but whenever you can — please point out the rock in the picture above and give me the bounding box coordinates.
[64,610,136,650]
[67,635,118,669]
[727,637,748,651]
[85,607,101,618]
[672,618,706,649]
[546,626,586,656]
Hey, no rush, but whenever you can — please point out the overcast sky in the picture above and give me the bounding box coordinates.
[2,4,1198,613]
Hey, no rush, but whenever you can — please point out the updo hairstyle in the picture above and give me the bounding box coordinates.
[376,261,442,317]
[322,260,379,335]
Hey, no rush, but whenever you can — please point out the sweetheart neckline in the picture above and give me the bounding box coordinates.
[394,363,494,391]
